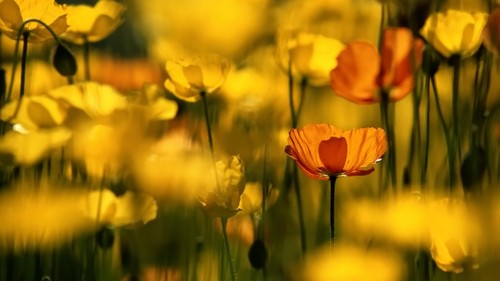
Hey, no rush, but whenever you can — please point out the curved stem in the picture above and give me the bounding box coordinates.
[329,176,337,253]
[5,31,29,123]
[221,218,237,281]
[287,60,296,127]
[431,75,455,188]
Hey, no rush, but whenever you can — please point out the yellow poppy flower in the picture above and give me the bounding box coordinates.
[0,0,67,42]
[0,95,66,131]
[48,82,127,118]
[0,128,71,165]
[302,244,403,281]
[164,54,230,102]
[278,30,345,85]
[429,198,480,273]
[0,187,94,251]
[198,155,245,218]
[62,0,126,44]
[81,189,157,227]
[420,10,488,58]
[129,84,178,121]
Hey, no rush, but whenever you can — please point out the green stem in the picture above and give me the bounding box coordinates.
[220,218,237,281]
[422,75,431,186]
[292,165,307,255]
[83,36,91,81]
[431,75,455,188]
[329,176,337,253]
[451,57,462,162]
[201,92,220,191]
[287,60,297,127]
[409,72,423,186]
[380,91,397,189]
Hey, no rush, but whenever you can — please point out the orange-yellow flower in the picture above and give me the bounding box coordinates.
[330,27,423,104]
[483,8,500,55]
[285,124,387,180]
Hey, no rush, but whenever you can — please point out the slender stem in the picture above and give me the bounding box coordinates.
[287,60,297,127]
[220,218,237,281]
[431,75,455,188]
[329,176,337,253]
[409,72,423,186]
[422,75,431,185]
[451,57,462,162]
[380,91,397,189]
[201,91,221,193]
[19,32,29,99]
[296,78,307,123]
[292,165,307,255]
[83,36,91,81]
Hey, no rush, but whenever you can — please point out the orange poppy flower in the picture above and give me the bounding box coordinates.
[285,124,388,180]
[330,27,424,104]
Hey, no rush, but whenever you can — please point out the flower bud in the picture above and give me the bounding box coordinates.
[95,226,115,249]
[52,44,77,77]
[248,239,267,269]
[460,147,487,194]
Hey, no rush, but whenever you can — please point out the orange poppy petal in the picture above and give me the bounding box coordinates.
[285,145,328,180]
[318,137,348,175]
[344,167,375,177]
[342,128,387,172]
[330,41,380,104]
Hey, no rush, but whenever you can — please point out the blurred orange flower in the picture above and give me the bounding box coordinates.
[285,124,387,180]
[330,27,423,104]
[483,8,500,55]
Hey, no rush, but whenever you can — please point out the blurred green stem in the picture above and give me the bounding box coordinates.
[329,176,337,253]
[422,75,431,185]
[430,75,455,188]
[380,90,396,189]
[451,56,462,164]
[221,218,237,281]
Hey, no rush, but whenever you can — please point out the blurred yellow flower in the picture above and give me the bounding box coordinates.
[429,198,480,273]
[302,244,403,281]
[199,155,246,218]
[342,193,428,247]
[48,82,127,118]
[129,84,178,121]
[0,0,68,42]
[0,187,94,251]
[82,189,157,227]
[164,54,230,102]
[0,95,66,130]
[420,10,488,58]
[238,182,279,216]
[62,0,126,44]
[278,31,345,85]
[0,128,71,165]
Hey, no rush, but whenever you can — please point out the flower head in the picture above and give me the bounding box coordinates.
[62,0,126,44]
[278,30,345,85]
[0,0,68,42]
[420,10,488,58]
[429,198,480,273]
[482,7,500,55]
[199,155,245,218]
[330,27,423,104]
[285,124,387,180]
[164,54,230,102]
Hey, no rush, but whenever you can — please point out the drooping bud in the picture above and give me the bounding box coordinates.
[460,147,487,194]
[248,239,267,269]
[52,44,77,77]
[95,226,115,249]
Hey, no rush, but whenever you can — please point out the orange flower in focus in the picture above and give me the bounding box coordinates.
[285,124,387,180]
[330,27,423,104]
